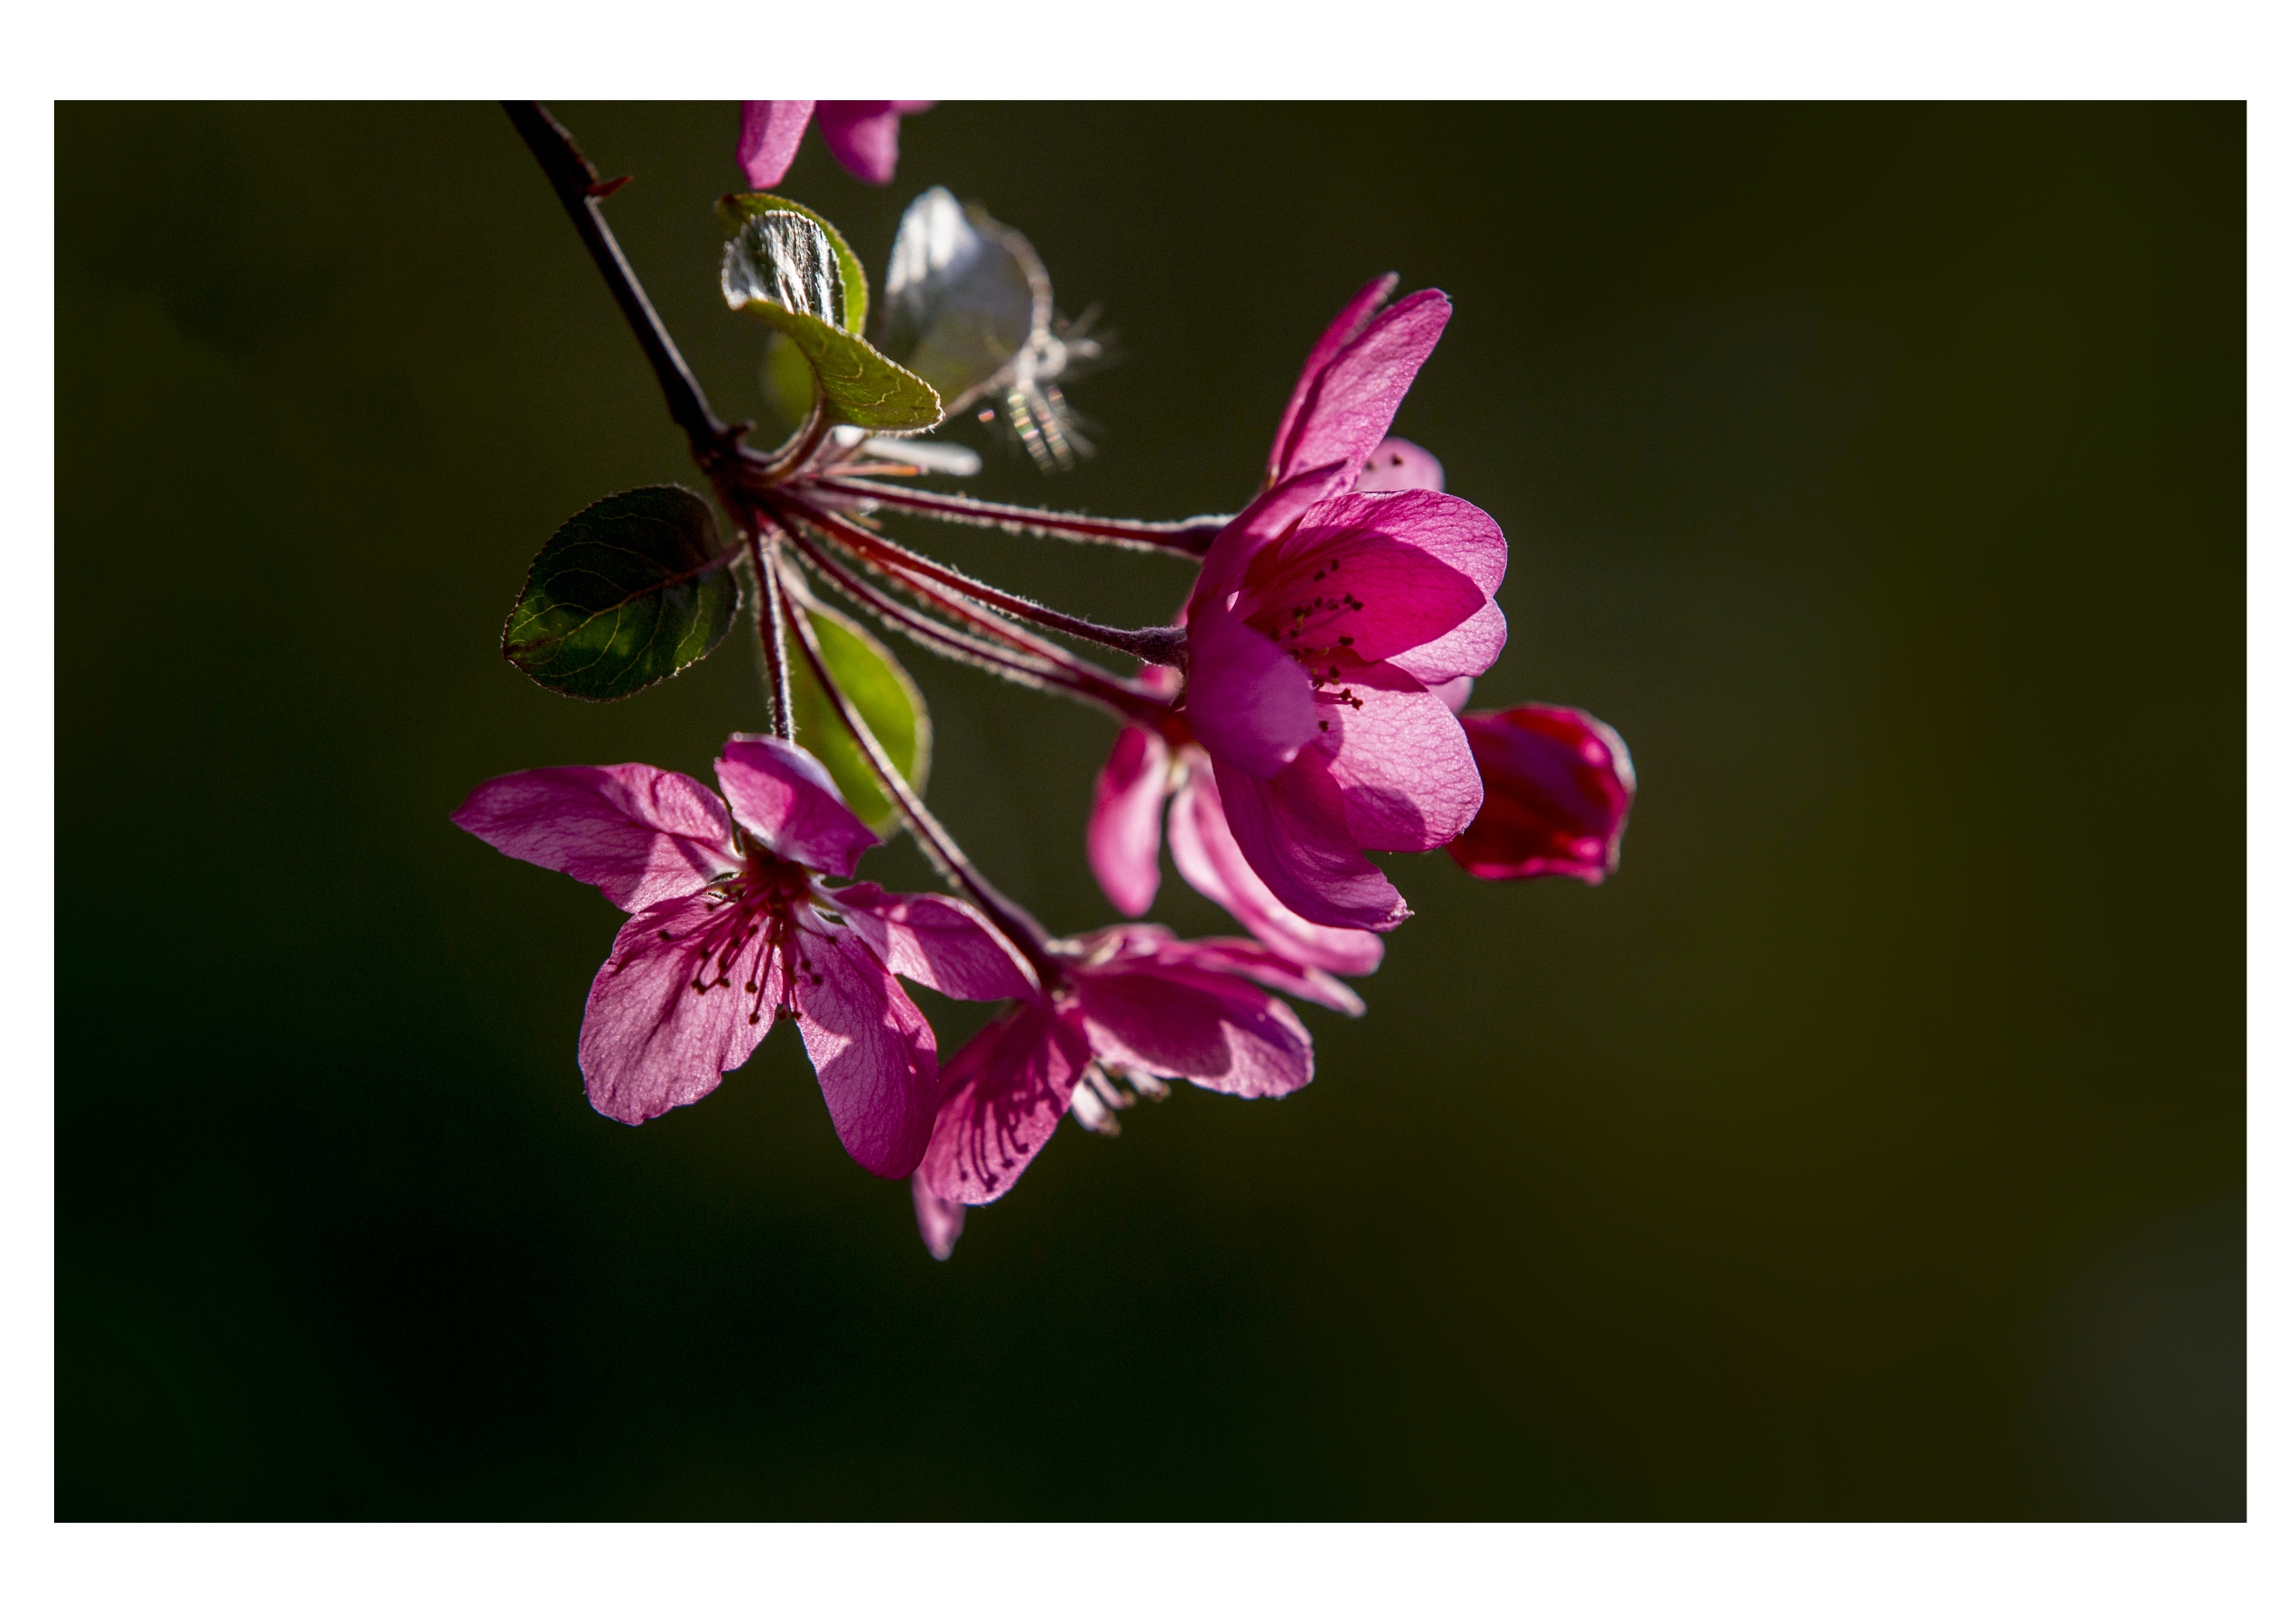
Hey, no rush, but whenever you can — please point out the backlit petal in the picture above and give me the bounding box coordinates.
[1166,756,1383,977]
[1270,289,1451,487]
[792,923,941,1177]
[579,888,773,1125]
[715,736,879,877]
[828,884,1036,1002]
[1388,598,1508,686]
[1185,603,1318,781]
[1320,663,1483,850]
[1212,749,1408,932]
[1266,274,1396,486]
[738,100,814,190]
[1089,725,1171,917]
[814,100,931,185]
[1075,963,1315,1100]
[1353,436,1445,493]
[451,764,737,913]
[919,1002,1091,1205]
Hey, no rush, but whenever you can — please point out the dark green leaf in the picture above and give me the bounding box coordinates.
[501,486,738,701]
[789,602,931,837]
[720,205,942,433]
[878,186,1046,414]
[717,192,870,335]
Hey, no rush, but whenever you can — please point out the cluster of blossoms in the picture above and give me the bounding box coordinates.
[459,103,1635,1259]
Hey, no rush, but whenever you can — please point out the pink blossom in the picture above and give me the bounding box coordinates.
[913,926,1361,1242]
[1173,300,1505,935]
[451,737,1031,1177]
[1088,682,1384,976]
[1447,705,1637,884]
[739,100,935,190]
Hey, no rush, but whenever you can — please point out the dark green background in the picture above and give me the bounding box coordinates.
[56,103,2244,1517]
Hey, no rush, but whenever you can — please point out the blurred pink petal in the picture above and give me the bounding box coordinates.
[912,1173,967,1261]
[1212,748,1408,932]
[738,99,815,190]
[1354,436,1445,493]
[814,100,934,185]
[1088,724,1171,917]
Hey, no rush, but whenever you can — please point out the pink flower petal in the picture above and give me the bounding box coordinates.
[1290,488,1506,603]
[827,884,1036,1002]
[791,921,941,1177]
[738,100,815,190]
[1165,756,1383,978]
[919,1001,1091,1205]
[578,887,774,1125]
[1239,494,1498,669]
[1425,674,1475,713]
[1166,935,1367,1018]
[912,1173,967,1261]
[1212,749,1409,932]
[1388,598,1508,687]
[1074,960,1315,1100]
[1190,460,1355,617]
[451,765,738,913]
[1185,603,1318,781]
[1319,662,1484,851]
[1266,274,1397,487]
[814,100,932,185]
[1448,704,1638,884]
[714,736,879,878]
[1089,725,1171,917]
[1269,290,1452,487]
[1353,436,1445,493]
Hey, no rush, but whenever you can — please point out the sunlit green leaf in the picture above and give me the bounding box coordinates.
[501,486,737,700]
[759,330,816,429]
[720,204,941,433]
[789,603,931,838]
[717,191,870,336]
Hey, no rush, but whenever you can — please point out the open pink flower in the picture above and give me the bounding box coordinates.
[1177,280,1508,932]
[1088,681,1384,976]
[739,100,935,189]
[451,737,1030,1177]
[912,925,1361,1247]
[1447,705,1637,883]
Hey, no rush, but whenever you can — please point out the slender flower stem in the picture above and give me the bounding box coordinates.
[788,498,1189,668]
[785,524,1176,727]
[775,570,1057,981]
[807,480,1231,558]
[503,102,752,476]
[746,524,795,738]
[774,516,1085,691]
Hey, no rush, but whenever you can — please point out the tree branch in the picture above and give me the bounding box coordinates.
[504,101,742,470]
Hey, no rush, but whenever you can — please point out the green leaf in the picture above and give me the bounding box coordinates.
[720,207,943,433]
[717,191,870,336]
[789,602,932,838]
[759,330,816,429]
[501,486,738,701]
